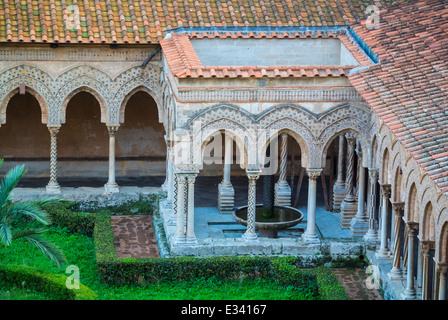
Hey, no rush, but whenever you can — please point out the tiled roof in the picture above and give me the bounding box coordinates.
[348,0,448,194]
[0,0,392,44]
[160,30,370,79]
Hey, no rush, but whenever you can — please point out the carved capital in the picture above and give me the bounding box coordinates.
[186,173,198,184]
[368,168,379,182]
[246,169,261,181]
[107,125,120,136]
[48,126,60,137]
[405,221,419,233]
[307,168,322,181]
[391,201,405,214]
[380,184,391,198]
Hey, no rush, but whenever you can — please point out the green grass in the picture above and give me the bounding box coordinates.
[0,199,348,300]
[0,225,312,300]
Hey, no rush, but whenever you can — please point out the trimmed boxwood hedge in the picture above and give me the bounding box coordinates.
[0,264,96,300]
[94,212,319,298]
[43,202,96,237]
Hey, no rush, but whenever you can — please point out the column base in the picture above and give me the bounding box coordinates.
[401,289,417,300]
[242,232,258,242]
[364,230,379,242]
[387,268,406,280]
[217,183,235,215]
[332,183,347,212]
[184,235,198,246]
[350,218,369,238]
[46,182,61,194]
[375,249,393,260]
[274,182,291,206]
[104,182,119,194]
[302,232,320,243]
[340,199,357,229]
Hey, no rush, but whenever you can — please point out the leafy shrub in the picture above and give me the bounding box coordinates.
[310,266,349,300]
[43,202,95,237]
[94,213,319,298]
[0,264,96,300]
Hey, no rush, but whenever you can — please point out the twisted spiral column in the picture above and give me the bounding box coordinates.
[340,134,358,229]
[333,135,347,212]
[46,126,61,194]
[275,133,291,206]
[243,169,261,242]
[174,173,187,244]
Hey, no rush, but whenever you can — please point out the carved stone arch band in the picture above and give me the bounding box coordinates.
[0,85,49,126]
[59,86,109,124]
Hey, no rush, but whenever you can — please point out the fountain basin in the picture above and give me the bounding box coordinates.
[232,204,304,238]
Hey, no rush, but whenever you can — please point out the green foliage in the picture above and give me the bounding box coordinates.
[0,159,67,268]
[94,212,319,298]
[0,264,96,300]
[43,202,95,237]
[309,266,349,300]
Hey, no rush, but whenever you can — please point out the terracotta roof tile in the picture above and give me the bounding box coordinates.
[349,0,448,194]
[160,30,366,79]
[0,0,393,44]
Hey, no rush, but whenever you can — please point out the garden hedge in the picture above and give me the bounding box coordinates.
[94,212,319,297]
[0,264,97,300]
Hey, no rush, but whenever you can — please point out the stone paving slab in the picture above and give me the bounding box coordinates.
[111,215,160,258]
[332,268,383,300]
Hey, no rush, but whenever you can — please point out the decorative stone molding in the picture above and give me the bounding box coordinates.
[0,64,161,126]
[176,87,363,103]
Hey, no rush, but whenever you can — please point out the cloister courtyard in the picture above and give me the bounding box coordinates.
[1,0,448,302]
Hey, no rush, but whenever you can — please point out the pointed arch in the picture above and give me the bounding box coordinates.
[407,183,419,222]
[60,86,108,124]
[0,86,49,125]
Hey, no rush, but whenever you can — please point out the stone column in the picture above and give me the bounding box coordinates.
[174,173,187,244]
[46,126,61,194]
[421,241,431,300]
[185,173,198,245]
[388,202,405,280]
[364,168,379,242]
[242,169,261,242]
[402,222,418,299]
[218,135,235,214]
[104,125,119,193]
[302,169,322,243]
[333,135,347,212]
[340,134,358,229]
[438,264,447,300]
[350,148,368,237]
[376,184,392,258]
[275,133,291,206]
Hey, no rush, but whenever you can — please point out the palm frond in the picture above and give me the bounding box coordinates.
[3,201,52,225]
[0,164,27,211]
[0,221,12,246]
[12,226,47,240]
[23,234,67,269]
